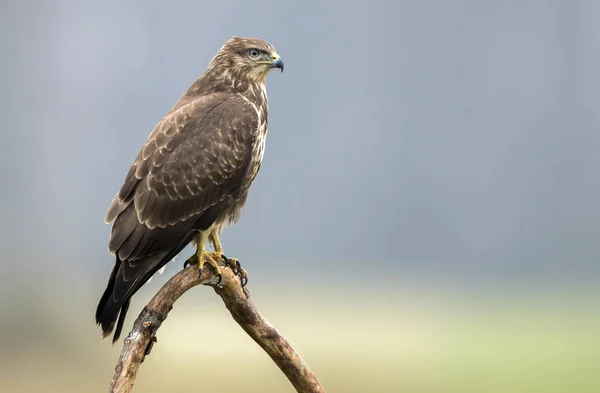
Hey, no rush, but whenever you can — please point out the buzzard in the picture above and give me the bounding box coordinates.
[95,37,284,343]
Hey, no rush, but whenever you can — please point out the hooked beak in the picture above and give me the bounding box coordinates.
[271,53,284,72]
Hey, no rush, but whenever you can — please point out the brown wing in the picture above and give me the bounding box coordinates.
[106,93,259,255]
[96,93,259,341]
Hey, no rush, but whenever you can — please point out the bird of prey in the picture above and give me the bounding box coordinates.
[95,36,284,343]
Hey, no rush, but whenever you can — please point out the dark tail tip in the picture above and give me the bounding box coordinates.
[95,257,130,343]
[96,296,131,344]
[112,300,130,343]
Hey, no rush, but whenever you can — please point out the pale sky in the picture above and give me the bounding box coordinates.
[1,0,599,295]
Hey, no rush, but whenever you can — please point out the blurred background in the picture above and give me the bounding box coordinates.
[1,0,599,392]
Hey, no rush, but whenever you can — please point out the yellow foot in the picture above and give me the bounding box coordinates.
[183,252,248,287]
[221,255,248,287]
[184,251,223,281]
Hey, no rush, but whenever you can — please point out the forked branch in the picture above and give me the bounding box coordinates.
[109,264,326,393]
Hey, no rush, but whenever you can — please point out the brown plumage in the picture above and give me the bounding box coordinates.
[96,37,283,342]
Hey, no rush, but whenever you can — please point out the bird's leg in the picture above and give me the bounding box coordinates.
[184,232,222,282]
[210,231,224,255]
[210,231,248,286]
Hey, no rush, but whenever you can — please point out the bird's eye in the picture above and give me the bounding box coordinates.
[248,49,260,59]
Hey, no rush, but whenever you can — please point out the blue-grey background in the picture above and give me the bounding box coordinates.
[1,1,598,392]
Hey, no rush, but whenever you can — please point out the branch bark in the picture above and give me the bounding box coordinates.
[109,264,326,393]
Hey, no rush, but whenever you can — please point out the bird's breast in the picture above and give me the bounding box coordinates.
[254,122,268,165]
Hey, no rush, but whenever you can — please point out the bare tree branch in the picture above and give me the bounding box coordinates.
[109,264,326,393]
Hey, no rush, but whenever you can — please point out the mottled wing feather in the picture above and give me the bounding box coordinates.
[138,96,258,229]
[106,93,259,255]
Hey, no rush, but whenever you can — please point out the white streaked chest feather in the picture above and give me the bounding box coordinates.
[239,85,269,183]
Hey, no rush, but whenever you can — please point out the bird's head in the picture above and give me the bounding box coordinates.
[208,36,284,84]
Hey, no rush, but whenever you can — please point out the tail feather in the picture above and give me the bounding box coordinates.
[113,299,131,343]
[95,258,120,336]
[95,255,130,342]
[97,201,205,343]
[95,253,168,343]
[95,235,195,343]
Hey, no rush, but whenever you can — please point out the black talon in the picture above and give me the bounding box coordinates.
[221,254,239,274]
[203,261,222,285]
[241,275,248,287]
[184,255,197,269]
[221,254,230,268]
[235,260,241,272]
